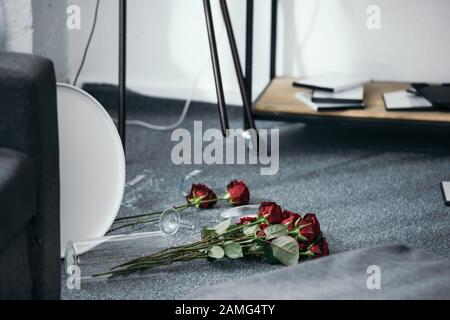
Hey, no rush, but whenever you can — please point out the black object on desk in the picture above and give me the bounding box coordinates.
[412,83,450,108]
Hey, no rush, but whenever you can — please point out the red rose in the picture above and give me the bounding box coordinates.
[288,211,301,218]
[258,202,285,224]
[291,213,321,243]
[310,238,329,258]
[303,213,321,237]
[298,223,316,243]
[226,180,250,206]
[186,184,217,209]
[281,211,301,231]
[239,216,257,225]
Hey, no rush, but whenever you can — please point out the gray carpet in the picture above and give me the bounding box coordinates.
[61,86,450,300]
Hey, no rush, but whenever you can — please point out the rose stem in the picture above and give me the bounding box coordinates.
[101,251,209,279]
[115,225,258,267]
[112,237,228,269]
[110,234,253,278]
[112,235,253,273]
[114,197,226,222]
[106,220,263,276]
[107,217,160,234]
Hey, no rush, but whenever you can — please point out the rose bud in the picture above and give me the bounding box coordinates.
[186,184,217,209]
[258,202,284,224]
[226,180,250,206]
[239,216,257,225]
[309,238,329,258]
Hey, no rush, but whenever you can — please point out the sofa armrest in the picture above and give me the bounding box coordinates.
[0,51,60,299]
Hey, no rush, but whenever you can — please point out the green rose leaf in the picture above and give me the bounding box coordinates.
[271,236,300,266]
[223,241,243,259]
[243,224,260,236]
[265,224,288,240]
[210,219,231,236]
[208,246,225,259]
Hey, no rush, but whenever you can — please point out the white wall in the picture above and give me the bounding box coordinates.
[66,0,450,105]
[3,0,450,105]
[32,0,68,81]
[0,0,6,48]
[1,0,68,81]
[278,0,450,83]
[1,0,33,53]
[67,0,271,106]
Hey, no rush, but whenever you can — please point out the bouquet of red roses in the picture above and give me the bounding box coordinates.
[101,202,329,279]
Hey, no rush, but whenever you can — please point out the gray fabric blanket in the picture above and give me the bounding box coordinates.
[188,245,450,300]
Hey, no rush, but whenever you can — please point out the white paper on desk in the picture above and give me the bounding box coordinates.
[313,86,364,102]
[295,92,364,111]
[293,73,370,93]
[383,91,433,110]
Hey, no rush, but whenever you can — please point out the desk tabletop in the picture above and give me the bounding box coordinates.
[255,77,450,126]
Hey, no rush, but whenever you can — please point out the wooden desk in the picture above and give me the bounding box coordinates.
[253,77,450,128]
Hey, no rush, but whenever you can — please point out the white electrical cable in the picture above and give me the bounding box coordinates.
[125,27,225,131]
[126,53,212,131]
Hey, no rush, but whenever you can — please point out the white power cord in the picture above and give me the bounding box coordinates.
[125,25,225,131]
[125,47,217,131]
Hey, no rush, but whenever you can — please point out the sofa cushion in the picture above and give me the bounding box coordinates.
[0,147,36,250]
[0,52,60,299]
[0,226,33,299]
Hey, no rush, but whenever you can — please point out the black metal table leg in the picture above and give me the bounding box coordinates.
[270,0,278,80]
[244,0,254,130]
[203,0,230,136]
[220,0,257,133]
[118,0,127,151]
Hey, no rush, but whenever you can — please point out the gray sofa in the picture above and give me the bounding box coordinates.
[0,51,60,299]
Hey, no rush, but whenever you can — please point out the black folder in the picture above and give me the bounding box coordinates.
[412,84,450,108]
